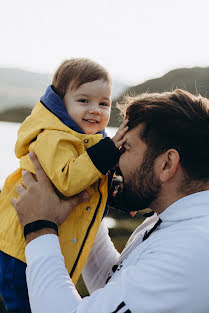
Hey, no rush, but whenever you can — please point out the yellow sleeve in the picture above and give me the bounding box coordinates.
[32,130,103,196]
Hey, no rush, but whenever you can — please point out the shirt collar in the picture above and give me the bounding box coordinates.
[158,190,209,222]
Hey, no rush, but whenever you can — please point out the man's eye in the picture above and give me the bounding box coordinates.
[79,99,88,103]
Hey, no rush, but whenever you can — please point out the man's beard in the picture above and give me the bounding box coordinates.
[121,149,161,212]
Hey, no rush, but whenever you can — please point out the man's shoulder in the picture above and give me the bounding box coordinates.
[143,215,209,262]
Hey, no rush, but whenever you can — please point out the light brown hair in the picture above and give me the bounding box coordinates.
[52,58,112,98]
[119,89,209,182]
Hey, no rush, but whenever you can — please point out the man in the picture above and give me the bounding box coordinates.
[12,89,209,313]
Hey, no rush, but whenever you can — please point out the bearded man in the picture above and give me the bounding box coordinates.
[12,89,209,313]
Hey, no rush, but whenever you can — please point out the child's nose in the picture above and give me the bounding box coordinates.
[89,107,101,115]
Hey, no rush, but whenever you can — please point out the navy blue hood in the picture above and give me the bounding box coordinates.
[40,85,107,138]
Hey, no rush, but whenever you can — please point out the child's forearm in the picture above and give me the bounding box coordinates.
[26,132,120,197]
[87,137,120,175]
[32,149,103,196]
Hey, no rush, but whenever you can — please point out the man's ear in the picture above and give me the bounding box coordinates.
[156,149,180,183]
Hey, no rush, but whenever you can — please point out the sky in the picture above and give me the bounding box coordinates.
[1,0,209,85]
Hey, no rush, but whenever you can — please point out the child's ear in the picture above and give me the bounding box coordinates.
[155,149,180,183]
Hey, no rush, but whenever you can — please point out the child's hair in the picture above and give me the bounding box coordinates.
[52,58,112,98]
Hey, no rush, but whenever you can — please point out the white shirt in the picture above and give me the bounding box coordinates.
[26,191,209,313]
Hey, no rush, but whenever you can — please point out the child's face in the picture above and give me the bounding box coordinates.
[63,79,111,134]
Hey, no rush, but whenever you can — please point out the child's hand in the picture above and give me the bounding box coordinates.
[112,119,129,148]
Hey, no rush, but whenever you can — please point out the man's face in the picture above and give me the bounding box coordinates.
[119,125,161,211]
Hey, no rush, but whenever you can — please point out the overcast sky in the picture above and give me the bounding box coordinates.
[1,0,209,84]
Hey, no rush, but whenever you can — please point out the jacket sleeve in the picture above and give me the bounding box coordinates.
[87,137,120,175]
[31,130,120,197]
[31,130,101,196]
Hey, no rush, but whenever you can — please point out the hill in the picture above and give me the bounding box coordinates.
[1,67,209,126]
[0,68,51,112]
[109,67,209,126]
[127,67,209,97]
[0,67,128,112]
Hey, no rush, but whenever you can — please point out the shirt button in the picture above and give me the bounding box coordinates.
[84,139,88,144]
[86,206,91,211]
[72,238,77,243]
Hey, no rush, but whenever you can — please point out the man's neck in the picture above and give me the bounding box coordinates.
[151,193,183,215]
[152,185,209,215]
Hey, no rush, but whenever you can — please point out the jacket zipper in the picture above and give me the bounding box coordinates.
[70,178,103,278]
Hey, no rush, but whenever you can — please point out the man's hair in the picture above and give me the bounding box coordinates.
[52,58,111,98]
[120,89,209,182]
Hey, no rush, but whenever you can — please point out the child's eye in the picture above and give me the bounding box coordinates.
[79,99,88,103]
[100,102,109,107]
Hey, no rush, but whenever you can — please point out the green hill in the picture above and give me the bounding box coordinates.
[1,67,209,126]
[109,67,209,127]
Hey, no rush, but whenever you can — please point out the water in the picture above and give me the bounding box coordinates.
[0,121,20,189]
[0,122,117,228]
[0,121,117,189]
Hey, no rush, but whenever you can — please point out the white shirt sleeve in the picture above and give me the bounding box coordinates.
[82,220,120,293]
[25,234,127,313]
[25,227,209,313]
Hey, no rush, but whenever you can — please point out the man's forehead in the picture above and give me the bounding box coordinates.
[125,124,142,145]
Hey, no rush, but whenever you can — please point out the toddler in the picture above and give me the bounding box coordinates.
[0,58,127,312]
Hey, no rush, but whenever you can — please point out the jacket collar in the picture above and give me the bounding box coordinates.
[40,85,107,138]
[158,190,209,222]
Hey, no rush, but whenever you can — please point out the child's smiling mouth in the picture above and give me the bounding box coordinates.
[83,119,99,123]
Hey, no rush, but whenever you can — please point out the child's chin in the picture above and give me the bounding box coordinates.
[85,130,98,135]
[83,127,101,135]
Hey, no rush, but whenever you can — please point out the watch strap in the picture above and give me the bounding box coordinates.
[24,220,58,239]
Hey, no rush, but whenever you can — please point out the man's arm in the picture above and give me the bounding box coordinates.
[25,226,209,313]
[25,228,57,244]
[12,153,209,313]
[25,233,130,313]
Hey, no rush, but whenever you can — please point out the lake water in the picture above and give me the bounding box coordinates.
[0,121,117,189]
[0,122,117,228]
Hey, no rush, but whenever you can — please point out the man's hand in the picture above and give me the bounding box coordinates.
[11,152,89,228]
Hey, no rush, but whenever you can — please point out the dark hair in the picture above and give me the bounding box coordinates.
[119,89,209,181]
[52,58,111,98]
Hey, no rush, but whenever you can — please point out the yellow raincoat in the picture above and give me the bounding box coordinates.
[0,101,108,284]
